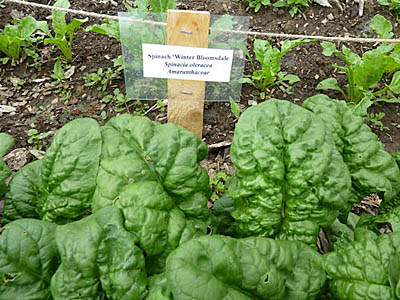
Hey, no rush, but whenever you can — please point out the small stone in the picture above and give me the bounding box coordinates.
[327,13,334,20]
[314,74,320,80]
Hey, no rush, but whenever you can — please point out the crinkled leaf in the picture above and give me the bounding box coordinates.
[376,205,400,232]
[0,133,13,196]
[37,118,101,222]
[324,218,355,251]
[370,14,394,39]
[146,273,173,300]
[2,160,43,224]
[92,115,210,270]
[51,206,147,300]
[0,219,58,300]
[3,118,102,223]
[303,95,400,204]
[227,99,353,245]
[324,228,400,300]
[166,235,326,300]
[389,254,400,299]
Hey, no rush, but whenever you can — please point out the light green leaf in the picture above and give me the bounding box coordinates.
[85,19,120,40]
[316,77,344,94]
[321,41,337,56]
[370,14,394,39]
[52,0,69,36]
[229,97,241,119]
[389,71,400,93]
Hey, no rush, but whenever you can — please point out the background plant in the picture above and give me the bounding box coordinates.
[241,38,310,99]
[44,0,88,61]
[244,0,310,16]
[0,16,48,63]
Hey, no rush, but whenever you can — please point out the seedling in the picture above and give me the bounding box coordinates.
[44,0,88,61]
[27,129,51,150]
[229,97,241,119]
[84,67,121,92]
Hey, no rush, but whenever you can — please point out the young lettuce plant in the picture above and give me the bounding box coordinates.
[44,0,88,61]
[0,16,48,63]
[241,38,310,99]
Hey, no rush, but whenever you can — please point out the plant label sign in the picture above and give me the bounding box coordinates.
[142,44,234,82]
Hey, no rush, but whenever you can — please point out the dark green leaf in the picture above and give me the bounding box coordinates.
[0,219,58,300]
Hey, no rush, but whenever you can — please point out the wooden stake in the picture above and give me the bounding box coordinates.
[166,10,210,138]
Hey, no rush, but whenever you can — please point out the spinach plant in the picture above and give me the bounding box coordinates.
[44,0,88,61]
[241,38,310,99]
[0,16,48,62]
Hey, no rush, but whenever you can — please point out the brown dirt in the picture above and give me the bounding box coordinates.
[0,0,399,160]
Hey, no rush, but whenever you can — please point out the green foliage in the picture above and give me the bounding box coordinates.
[2,101,400,299]
[229,97,241,119]
[273,0,309,17]
[0,133,13,196]
[129,0,176,12]
[84,18,120,41]
[0,16,48,60]
[378,0,400,18]
[3,119,102,224]
[244,0,309,16]
[0,219,58,300]
[223,99,355,245]
[324,228,400,300]
[51,206,147,299]
[318,16,400,115]
[210,169,229,202]
[166,235,326,299]
[27,128,51,150]
[44,0,87,61]
[242,38,310,99]
[84,66,121,91]
[303,95,400,204]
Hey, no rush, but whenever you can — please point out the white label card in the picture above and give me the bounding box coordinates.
[142,44,234,82]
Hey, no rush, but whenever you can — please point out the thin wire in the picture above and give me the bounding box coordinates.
[4,0,400,44]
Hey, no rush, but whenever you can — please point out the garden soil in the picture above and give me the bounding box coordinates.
[0,0,400,175]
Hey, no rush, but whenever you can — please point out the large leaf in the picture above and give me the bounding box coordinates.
[0,219,58,300]
[0,133,13,196]
[166,235,326,300]
[324,229,400,300]
[92,115,211,271]
[2,160,42,224]
[303,95,400,205]
[146,273,173,300]
[3,118,102,223]
[226,99,354,245]
[51,206,147,300]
